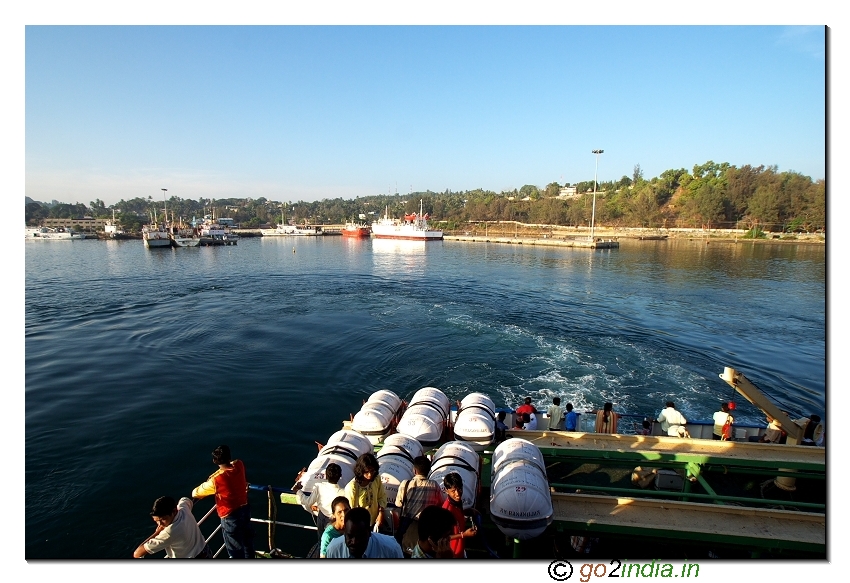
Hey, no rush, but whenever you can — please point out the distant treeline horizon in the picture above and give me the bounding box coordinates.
[26,161,825,233]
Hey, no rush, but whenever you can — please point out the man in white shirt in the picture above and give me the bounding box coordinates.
[133,496,210,558]
[657,401,688,437]
[325,507,404,558]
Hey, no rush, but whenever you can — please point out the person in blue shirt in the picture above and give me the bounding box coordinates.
[565,403,578,432]
[494,411,508,441]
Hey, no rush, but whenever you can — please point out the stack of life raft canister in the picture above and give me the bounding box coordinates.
[294,387,553,543]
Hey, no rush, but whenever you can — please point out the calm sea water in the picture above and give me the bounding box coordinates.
[25,236,825,559]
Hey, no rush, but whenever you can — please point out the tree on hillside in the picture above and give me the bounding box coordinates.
[679,181,725,228]
[627,183,661,227]
[519,184,540,200]
[746,184,781,228]
[725,164,763,220]
[633,164,644,184]
[544,182,561,198]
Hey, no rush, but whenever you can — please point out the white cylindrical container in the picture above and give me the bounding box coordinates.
[489,438,553,540]
[377,433,424,504]
[367,389,402,414]
[454,393,496,450]
[491,437,547,476]
[351,401,395,444]
[296,429,373,514]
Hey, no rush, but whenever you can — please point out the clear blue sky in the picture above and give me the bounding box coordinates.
[22,24,825,206]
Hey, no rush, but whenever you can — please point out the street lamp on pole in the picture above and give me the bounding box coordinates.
[590,149,604,240]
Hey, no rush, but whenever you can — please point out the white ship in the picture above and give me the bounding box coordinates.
[370,200,443,241]
[25,227,86,240]
[261,208,323,236]
[261,223,323,236]
[142,222,172,248]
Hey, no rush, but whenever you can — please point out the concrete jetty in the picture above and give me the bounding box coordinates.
[444,234,619,249]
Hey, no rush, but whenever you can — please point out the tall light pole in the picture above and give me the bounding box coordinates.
[590,149,604,240]
[161,188,168,224]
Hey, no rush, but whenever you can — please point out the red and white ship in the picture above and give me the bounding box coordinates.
[370,200,443,241]
[341,222,371,238]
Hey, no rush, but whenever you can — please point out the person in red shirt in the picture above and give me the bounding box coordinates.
[440,472,478,558]
[515,397,537,417]
[192,444,254,558]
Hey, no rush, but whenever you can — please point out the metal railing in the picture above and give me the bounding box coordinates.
[195,484,318,558]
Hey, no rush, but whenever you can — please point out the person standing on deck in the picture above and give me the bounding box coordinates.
[516,397,538,417]
[345,452,387,530]
[441,472,479,558]
[712,403,733,440]
[410,505,458,558]
[394,455,445,553]
[325,507,403,558]
[192,444,254,558]
[565,403,578,431]
[303,462,345,543]
[591,402,620,434]
[657,402,689,438]
[495,411,508,441]
[319,496,350,558]
[547,397,565,431]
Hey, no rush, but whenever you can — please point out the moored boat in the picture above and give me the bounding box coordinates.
[370,200,443,241]
[25,226,86,240]
[142,223,171,248]
[196,214,239,245]
[341,221,371,238]
[261,209,323,236]
[143,195,175,248]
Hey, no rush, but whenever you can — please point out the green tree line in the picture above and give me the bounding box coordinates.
[25,161,825,233]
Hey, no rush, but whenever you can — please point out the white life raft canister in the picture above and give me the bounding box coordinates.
[453,392,496,450]
[296,429,373,514]
[351,390,404,445]
[428,441,480,510]
[376,433,425,504]
[397,387,450,447]
[489,438,553,540]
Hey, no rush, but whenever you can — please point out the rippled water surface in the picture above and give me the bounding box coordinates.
[25,236,825,558]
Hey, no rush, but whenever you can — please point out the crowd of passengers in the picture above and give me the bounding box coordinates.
[135,445,477,559]
[507,396,825,446]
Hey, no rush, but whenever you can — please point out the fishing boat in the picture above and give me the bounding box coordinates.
[102,209,130,239]
[341,221,371,238]
[25,226,86,240]
[170,227,201,247]
[162,214,201,247]
[180,365,823,560]
[370,200,443,241]
[196,214,239,246]
[142,225,171,248]
[143,193,175,248]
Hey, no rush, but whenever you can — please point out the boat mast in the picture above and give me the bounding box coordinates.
[590,150,603,240]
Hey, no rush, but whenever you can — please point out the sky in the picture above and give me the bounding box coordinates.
[6,2,845,580]
[19,18,827,207]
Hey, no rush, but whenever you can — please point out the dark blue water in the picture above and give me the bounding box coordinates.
[25,236,825,558]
